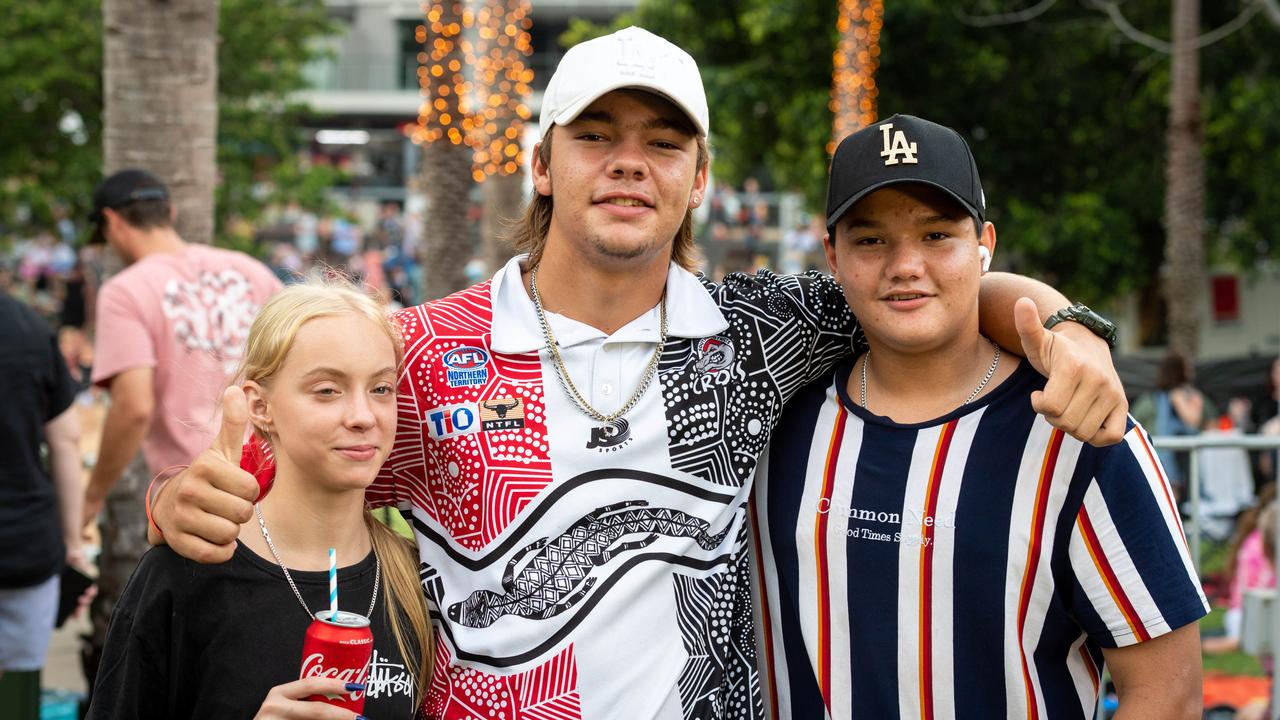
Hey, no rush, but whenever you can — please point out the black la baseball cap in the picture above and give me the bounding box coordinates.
[87,169,170,244]
[825,114,985,231]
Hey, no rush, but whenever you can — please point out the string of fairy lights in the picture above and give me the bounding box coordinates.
[830,0,884,152]
[409,0,533,181]
[411,2,878,172]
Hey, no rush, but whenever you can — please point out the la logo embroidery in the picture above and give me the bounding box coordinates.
[615,34,658,79]
[879,123,918,166]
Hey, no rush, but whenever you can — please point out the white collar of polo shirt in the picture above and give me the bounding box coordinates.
[489,254,729,354]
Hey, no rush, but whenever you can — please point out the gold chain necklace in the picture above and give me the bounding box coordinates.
[859,336,1001,411]
[529,265,667,424]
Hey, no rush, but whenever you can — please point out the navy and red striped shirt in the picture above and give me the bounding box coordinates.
[754,360,1207,719]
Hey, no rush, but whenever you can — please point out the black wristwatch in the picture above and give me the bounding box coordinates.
[1043,304,1118,349]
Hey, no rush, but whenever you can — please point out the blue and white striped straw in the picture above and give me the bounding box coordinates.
[328,547,337,620]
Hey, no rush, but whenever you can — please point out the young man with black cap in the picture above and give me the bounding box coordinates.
[80,168,279,697]
[754,115,1205,719]
[151,31,1128,720]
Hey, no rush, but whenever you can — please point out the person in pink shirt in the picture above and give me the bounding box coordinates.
[1206,487,1277,654]
[79,169,281,704]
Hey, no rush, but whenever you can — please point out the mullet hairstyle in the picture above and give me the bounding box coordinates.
[232,279,433,706]
[508,129,710,272]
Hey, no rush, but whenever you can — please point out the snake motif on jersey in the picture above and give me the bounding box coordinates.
[447,500,731,628]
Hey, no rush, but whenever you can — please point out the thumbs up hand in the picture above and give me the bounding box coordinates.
[1014,297,1128,447]
[151,386,262,563]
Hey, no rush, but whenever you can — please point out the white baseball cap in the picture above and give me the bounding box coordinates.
[538,26,710,138]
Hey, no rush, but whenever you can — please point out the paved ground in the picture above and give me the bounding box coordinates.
[44,614,89,696]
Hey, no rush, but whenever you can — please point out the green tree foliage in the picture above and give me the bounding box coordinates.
[571,0,1279,304]
[0,2,102,236]
[1202,15,1280,270]
[0,0,335,246]
[215,0,337,229]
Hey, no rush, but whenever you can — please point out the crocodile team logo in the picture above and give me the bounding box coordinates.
[694,335,735,375]
[446,500,731,628]
[586,418,631,452]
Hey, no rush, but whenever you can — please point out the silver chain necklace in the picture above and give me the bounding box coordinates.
[529,264,668,424]
[255,503,379,621]
[859,336,1001,410]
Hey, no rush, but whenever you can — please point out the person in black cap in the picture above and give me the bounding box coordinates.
[753,115,1204,719]
[86,169,172,250]
[79,168,280,702]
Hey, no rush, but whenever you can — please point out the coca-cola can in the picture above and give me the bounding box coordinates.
[299,610,374,712]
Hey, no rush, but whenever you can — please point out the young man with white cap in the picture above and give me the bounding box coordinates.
[754,115,1205,719]
[151,29,1129,719]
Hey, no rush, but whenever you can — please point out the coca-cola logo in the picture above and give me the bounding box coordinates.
[300,653,371,700]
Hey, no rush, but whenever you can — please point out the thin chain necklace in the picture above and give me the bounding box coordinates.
[859,336,1001,410]
[255,503,379,621]
[529,264,668,424]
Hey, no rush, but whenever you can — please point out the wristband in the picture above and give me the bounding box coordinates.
[145,464,190,540]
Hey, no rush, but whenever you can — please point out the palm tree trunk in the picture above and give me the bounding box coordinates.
[102,0,219,245]
[472,0,532,276]
[481,171,523,274]
[419,0,477,298]
[1164,0,1205,356]
[421,140,476,297]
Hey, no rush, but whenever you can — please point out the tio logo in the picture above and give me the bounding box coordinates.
[427,403,478,440]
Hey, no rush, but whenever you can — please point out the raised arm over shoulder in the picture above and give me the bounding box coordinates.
[978,273,1127,446]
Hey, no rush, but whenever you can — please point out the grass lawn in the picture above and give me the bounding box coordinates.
[1199,536,1268,676]
[1203,606,1267,676]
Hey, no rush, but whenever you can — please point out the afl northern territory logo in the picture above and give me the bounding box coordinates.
[443,346,490,388]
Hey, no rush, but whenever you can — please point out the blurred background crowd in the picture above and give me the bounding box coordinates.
[7,0,1280,718]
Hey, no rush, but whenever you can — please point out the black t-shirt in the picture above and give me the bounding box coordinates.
[60,273,87,329]
[0,293,77,588]
[88,542,420,720]
[1252,395,1278,431]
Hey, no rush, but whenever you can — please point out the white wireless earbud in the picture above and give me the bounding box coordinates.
[977,245,991,273]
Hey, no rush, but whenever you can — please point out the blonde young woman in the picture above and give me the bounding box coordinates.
[88,283,432,720]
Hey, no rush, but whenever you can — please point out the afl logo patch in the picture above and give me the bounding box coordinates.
[443,346,490,387]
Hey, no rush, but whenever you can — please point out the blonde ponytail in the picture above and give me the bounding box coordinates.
[365,511,434,707]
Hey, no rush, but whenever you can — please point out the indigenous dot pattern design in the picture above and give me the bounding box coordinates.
[674,528,762,720]
[368,269,856,720]
[659,270,854,720]
[379,281,553,552]
[661,270,856,488]
[425,641,580,720]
